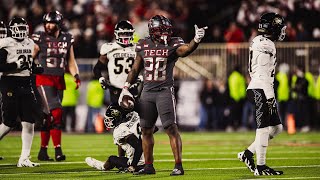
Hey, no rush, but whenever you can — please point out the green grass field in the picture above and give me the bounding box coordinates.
[0,131,320,179]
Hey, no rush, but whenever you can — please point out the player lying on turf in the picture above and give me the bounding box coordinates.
[85,104,157,173]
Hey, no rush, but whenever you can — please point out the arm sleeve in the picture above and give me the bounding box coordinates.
[125,134,142,167]
[0,48,17,72]
[93,60,107,79]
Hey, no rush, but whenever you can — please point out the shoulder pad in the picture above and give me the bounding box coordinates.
[135,38,149,52]
[62,32,74,44]
[251,36,275,54]
[0,37,11,48]
[100,42,118,55]
[31,31,45,43]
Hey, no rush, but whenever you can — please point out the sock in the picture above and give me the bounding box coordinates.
[255,127,269,166]
[50,129,61,148]
[248,124,283,155]
[0,123,11,140]
[20,122,34,159]
[174,162,183,169]
[40,131,50,148]
[247,141,256,154]
[50,108,63,148]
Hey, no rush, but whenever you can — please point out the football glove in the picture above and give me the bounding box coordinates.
[16,57,30,70]
[118,86,134,106]
[99,77,109,90]
[194,25,208,43]
[267,98,277,115]
[74,74,81,90]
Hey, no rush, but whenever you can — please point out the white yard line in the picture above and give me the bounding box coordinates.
[1,159,320,166]
[0,165,319,176]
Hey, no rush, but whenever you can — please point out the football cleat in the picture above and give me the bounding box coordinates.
[17,157,40,167]
[238,150,256,172]
[38,147,54,161]
[170,168,184,176]
[55,147,66,161]
[85,157,105,171]
[133,166,156,175]
[254,165,283,176]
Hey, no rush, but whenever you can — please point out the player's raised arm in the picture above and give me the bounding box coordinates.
[176,25,207,57]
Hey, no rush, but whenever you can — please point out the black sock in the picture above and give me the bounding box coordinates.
[175,163,183,169]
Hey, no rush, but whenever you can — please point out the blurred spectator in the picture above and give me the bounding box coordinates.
[291,65,310,132]
[240,74,255,131]
[224,22,245,43]
[62,73,80,133]
[315,68,320,129]
[86,77,105,133]
[296,22,310,41]
[198,78,218,131]
[77,28,98,58]
[276,63,290,128]
[284,21,296,41]
[226,66,246,132]
[205,25,225,43]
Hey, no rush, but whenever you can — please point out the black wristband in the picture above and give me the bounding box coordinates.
[74,74,80,80]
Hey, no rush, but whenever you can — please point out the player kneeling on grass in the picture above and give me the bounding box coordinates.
[86,104,156,173]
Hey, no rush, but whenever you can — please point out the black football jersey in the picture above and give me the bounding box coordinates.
[136,37,184,91]
[32,31,74,76]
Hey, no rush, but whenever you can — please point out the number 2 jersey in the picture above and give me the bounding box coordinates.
[136,37,184,91]
[113,111,144,166]
[0,37,34,89]
[100,42,136,89]
[247,35,277,99]
[32,31,73,76]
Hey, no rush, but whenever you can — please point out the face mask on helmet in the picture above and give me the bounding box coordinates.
[0,21,7,38]
[104,105,123,129]
[43,11,63,35]
[148,15,173,45]
[114,20,135,46]
[258,13,286,41]
[9,17,29,40]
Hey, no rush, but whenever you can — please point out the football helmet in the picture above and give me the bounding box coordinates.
[114,20,135,46]
[43,11,63,26]
[104,104,123,129]
[258,12,286,41]
[148,15,173,45]
[0,21,7,38]
[9,17,29,40]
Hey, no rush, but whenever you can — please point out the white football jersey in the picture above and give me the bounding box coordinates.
[0,37,34,77]
[113,111,144,166]
[247,35,277,99]
[100,42,136,88]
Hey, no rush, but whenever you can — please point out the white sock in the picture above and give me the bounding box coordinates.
[247,141,256,154]
[20,122,34,159]
[247,124,283,155]
[255,127,269,166]
[0,123,11,140]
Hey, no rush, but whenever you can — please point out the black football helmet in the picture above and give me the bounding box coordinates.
[43,11,63,26]
[148,15,173,45]
[104,104,124,129]
[0,21,7,38]
[9,17,29,40]
[114,20,135,46]
[258,12,286,41]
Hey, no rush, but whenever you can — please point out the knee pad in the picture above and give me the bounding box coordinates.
[269,124,283,139]
[51,108,62,127]
[256,127,269,147]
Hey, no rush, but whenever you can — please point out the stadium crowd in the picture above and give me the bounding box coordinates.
[1,0,320,59]
[0,0,319,133]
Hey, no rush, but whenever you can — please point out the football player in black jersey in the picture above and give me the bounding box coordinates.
[119,15,207,176]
